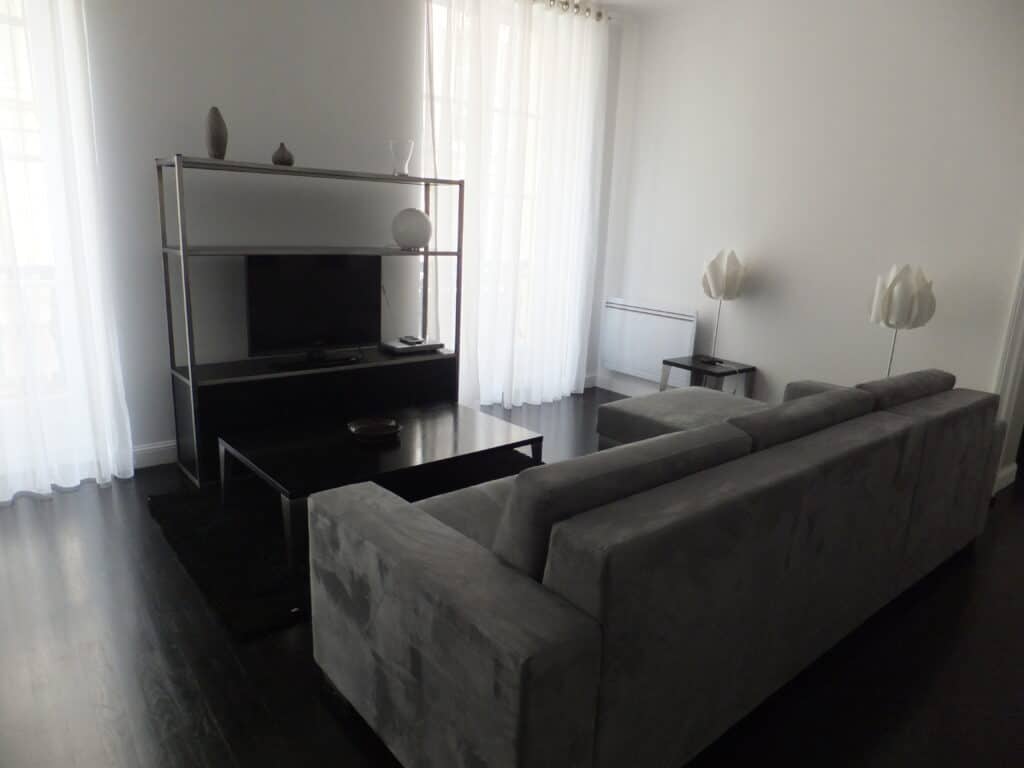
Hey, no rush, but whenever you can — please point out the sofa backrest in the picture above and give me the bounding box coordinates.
[857,368,955,409]
[491,423,752,580]
[727,387,876,451]
[544,411,923,768]
[782,379,845,401]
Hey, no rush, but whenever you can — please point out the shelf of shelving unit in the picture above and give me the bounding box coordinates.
[156,153,465,486]
[160,245,459,258]
[169,348,457,387]
[154,155,463,186]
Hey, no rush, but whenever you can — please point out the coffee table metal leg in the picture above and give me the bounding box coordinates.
[659,364,671,391]
[281,495,309,573]
[531,438,543,464]
[219,441,232,508]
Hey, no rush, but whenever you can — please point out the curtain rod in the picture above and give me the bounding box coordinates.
[533,1,611,22]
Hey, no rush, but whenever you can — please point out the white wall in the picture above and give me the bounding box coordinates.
[597,0,1024,406]
[85,0,426,460]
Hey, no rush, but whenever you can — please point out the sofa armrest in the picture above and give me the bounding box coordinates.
[986,419,1007,500]
[309,482,600,768]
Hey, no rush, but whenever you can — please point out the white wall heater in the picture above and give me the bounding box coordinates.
[601,298,696,387]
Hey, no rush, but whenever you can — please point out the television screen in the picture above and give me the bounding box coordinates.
[246,253,382,356]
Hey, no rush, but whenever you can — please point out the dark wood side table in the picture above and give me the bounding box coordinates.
[660,355,756,397]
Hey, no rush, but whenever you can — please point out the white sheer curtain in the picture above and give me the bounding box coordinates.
[0,0,132,502]
[424,0,609,408]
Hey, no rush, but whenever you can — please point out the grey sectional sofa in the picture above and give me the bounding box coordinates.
[308,370,1005,768]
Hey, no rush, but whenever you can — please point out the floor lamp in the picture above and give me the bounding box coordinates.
[701,250,745,363]
[869,264,936,376]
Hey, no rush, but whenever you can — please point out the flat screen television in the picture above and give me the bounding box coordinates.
[246,253,382,357]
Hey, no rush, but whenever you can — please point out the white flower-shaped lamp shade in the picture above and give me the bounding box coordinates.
[869,264,936,330]
[702,250,745,301]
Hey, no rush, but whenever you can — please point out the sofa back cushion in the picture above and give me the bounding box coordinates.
[856,369,955,410]
[492,423,752,580]
[782,380,845,402]
[727,387,876,451]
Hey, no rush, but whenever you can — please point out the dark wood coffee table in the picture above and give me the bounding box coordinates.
[218,403,543,569]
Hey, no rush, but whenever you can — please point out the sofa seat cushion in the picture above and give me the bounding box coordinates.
[493,423,752,579]
[727,387,876,451]
[414,476,514,549]
[597,387,768,445]
[857,369,955,410]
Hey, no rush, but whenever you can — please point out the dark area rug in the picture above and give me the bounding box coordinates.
[148,481,308,642]
[147,448,539,642]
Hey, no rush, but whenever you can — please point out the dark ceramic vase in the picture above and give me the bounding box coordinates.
[206,107,228,160]
[272,142,295,166]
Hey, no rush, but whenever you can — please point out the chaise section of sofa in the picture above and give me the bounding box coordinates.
[597,386,767,447]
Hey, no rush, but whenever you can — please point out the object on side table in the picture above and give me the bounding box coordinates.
[701,249,745,360]
[347,416,402,444]
[389,139,414,176]
[271,142,295,166]
[870,264,936,376]
[381,338,444,355]
[392,208,433,250]
[205,106,228,159]
[659,355,756,396]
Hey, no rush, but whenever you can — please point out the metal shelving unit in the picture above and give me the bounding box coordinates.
[155,154,465,486]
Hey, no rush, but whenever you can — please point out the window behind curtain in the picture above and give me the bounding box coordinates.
[0,0,61,398]
[422,0,610,407]
[0,0,132,502]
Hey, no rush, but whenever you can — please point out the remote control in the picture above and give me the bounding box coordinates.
[399,335,423,345]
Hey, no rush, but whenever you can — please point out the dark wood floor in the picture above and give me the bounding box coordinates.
[1,387,1022,767]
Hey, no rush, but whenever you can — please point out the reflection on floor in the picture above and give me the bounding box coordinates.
[1,387,1022,767]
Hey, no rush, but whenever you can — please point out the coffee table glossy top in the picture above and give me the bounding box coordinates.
[219,403,542,499]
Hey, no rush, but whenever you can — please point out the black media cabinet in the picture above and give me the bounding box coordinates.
[171,349,458,486]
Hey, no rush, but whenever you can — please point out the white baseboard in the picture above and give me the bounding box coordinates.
[585,374,598,388]
[995,462,1017,493]
[134,440,177,469]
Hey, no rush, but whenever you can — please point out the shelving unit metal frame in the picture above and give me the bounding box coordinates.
[155,154,465,486]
